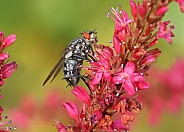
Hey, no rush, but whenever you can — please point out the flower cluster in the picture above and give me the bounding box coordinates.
[0,32,17,131]
[56,0,184,131]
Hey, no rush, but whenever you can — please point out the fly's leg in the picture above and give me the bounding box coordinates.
[72,54,90,61]
[88,54,96,62]
[79,75,92,94]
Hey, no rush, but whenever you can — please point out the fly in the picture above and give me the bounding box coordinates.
[43,30,97,87]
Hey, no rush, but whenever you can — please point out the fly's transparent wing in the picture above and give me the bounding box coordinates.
[43,55,65,86]
[42,46,70,86]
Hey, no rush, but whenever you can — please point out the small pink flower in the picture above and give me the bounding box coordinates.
[63,102,79,121]
[110,7,133,31]
[98,46,114,61]
[158,21,175,44]
[109,7,133,54]
[90,46,113,84]
[112,61,150,95]
[1,62,18,79]
[72,86,91,106]
[91,61,112,85]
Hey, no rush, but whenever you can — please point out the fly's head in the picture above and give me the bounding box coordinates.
[82,30,98,45]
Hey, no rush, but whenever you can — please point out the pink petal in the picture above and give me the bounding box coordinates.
[0,53,9,61]
[113,35,122,53]
[72,86,91,105]
[112,73,124,84]
[131,73,145,82]
[91,72,103,85]
[123,79,135,96]
[2,62,18,79]
[3,34,16,48]
[136,80,150,90]
[104,72,112,82]
[124,61,135,74]
[63,102,79,121]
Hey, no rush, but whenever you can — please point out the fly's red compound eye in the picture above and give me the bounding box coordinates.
[82,32,91,40]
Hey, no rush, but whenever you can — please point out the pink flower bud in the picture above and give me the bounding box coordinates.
[155,6,168,16]
[113,35,122,54]
[130,0,137,18]
[140,48,161,65]
[131,48,145,60]
[149,38,158,47]
[138,5,146,18]
[63,102,79,121]
[1,61,18,79]
[72,86,91,106]
[0,53,9,61]
[3,34,16,48]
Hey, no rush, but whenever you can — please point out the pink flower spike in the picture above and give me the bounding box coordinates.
[130,0,137,18]
[0,53,9,61]
[63,102,79,121]
[72,86,91,106]
[3,34,16,48]
[155,6,168,16]
[1,62,18,79]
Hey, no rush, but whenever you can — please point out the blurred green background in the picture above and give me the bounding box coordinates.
[0,0,184,132]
